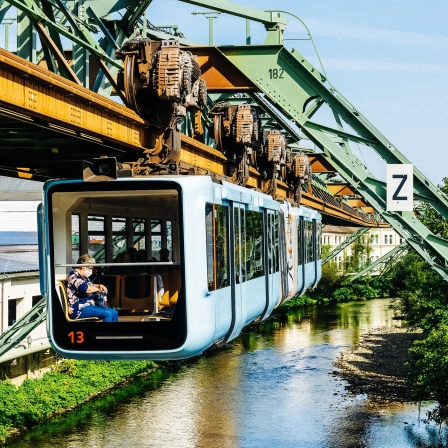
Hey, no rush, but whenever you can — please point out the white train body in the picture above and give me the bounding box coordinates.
[39,176,322,360]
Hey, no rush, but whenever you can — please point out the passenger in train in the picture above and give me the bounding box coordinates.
[159,248,170,262]
[66,254,119,322]
[126,247,138,262]
[136,249,149,263]
[108,251,129,274]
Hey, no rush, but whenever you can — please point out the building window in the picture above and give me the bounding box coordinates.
[8,299,17,326]
[384,234,393,245]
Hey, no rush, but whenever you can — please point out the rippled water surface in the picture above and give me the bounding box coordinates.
[9,299,448,447]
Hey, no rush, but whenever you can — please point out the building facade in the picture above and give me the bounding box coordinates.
[0,177,54,384]
[322,225,404,271]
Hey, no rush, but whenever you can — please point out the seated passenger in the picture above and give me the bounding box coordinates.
[136,249,148,262]
[66,254,119,322]
[159,248,170,262]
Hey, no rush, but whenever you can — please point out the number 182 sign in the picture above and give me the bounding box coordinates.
[387,164,413,211]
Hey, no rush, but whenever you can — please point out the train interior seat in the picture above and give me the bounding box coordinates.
[57,279,101,322]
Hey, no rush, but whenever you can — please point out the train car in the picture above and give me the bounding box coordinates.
[39,175,321,360]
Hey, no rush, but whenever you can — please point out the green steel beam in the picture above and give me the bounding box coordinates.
[178,0,287,31]
[0,4,11,22]
[218,44,448,280]
[350,241,408,281]
[0,298,46,357]
[8,0,123,69]
[322,227,369,266]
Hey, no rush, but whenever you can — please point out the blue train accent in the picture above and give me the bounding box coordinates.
[38,176,322,360]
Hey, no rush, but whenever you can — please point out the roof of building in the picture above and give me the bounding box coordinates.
[0,231,38,246]
[0,231,39,273]
[0,246,39,274]
[322,225,360,234]
[0,176,42,200]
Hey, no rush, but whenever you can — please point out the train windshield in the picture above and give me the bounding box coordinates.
[45,180,186,356]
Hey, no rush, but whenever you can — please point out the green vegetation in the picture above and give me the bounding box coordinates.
[297,240,389,305]
[386,178,448,427]
[0,359,157,443]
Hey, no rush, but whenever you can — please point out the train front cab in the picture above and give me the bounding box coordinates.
[42,177,199,360]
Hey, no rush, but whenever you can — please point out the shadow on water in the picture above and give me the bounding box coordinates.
[6,298,448,448]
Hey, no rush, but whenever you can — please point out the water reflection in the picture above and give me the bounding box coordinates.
[9,299,448,448]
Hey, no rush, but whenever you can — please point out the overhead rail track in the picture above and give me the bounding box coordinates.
[0,47,376,226]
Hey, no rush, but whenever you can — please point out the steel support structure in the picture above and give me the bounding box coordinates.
[0,298,46,357]
[350,241,408,281]
[321,227,369,266]
[209,45,448,280]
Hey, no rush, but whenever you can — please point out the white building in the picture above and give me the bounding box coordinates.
[322,225,404,270]
[0,177,54,384]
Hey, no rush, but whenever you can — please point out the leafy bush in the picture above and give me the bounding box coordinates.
[390,252,448,330]
[406,324,448,425]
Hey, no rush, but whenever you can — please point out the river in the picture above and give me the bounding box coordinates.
[8,299,448,447]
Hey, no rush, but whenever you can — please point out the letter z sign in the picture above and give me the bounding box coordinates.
[387,164,413,211]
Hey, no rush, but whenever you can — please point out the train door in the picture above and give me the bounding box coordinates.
[296,214,306,296]
[224,203,248,342]
[260,209,280,316]
[312,214,322,288]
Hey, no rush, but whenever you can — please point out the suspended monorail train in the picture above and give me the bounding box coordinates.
[39,175,321,360]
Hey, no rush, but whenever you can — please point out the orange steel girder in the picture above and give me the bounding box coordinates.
[0,48,149,151]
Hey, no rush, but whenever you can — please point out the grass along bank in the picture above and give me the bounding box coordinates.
[0,359,159,444]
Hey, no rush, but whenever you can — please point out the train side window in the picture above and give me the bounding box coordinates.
[151,219,162,259]
[133,218,146,251]
[245,211,263,280]
[316,221,322,259]
[234,207,245,284]
[273,212,279,272]
[206,204,230,291]
[306,221,314,263]
[298,217,303,265]
[267,211,279,274]
[88,215,105,261]
[112,217,127,260]
[71,214,80,264]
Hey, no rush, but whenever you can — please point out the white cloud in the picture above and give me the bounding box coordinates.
[302,18,448,52]
[309,57,448,73]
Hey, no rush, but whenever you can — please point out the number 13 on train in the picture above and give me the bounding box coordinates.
[38,175,322,360]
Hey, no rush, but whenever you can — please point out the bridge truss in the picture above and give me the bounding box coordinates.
[0,0,447,281]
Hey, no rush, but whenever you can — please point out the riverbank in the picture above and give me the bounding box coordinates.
[334,326,425,403]
[0,359,160,444]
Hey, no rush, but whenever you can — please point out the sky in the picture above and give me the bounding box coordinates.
[144,0,448,186]
[1,0,447,186]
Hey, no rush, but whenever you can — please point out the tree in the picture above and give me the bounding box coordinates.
[391,179,448,428]
[419,177,448,240]
[345,235,372,273]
